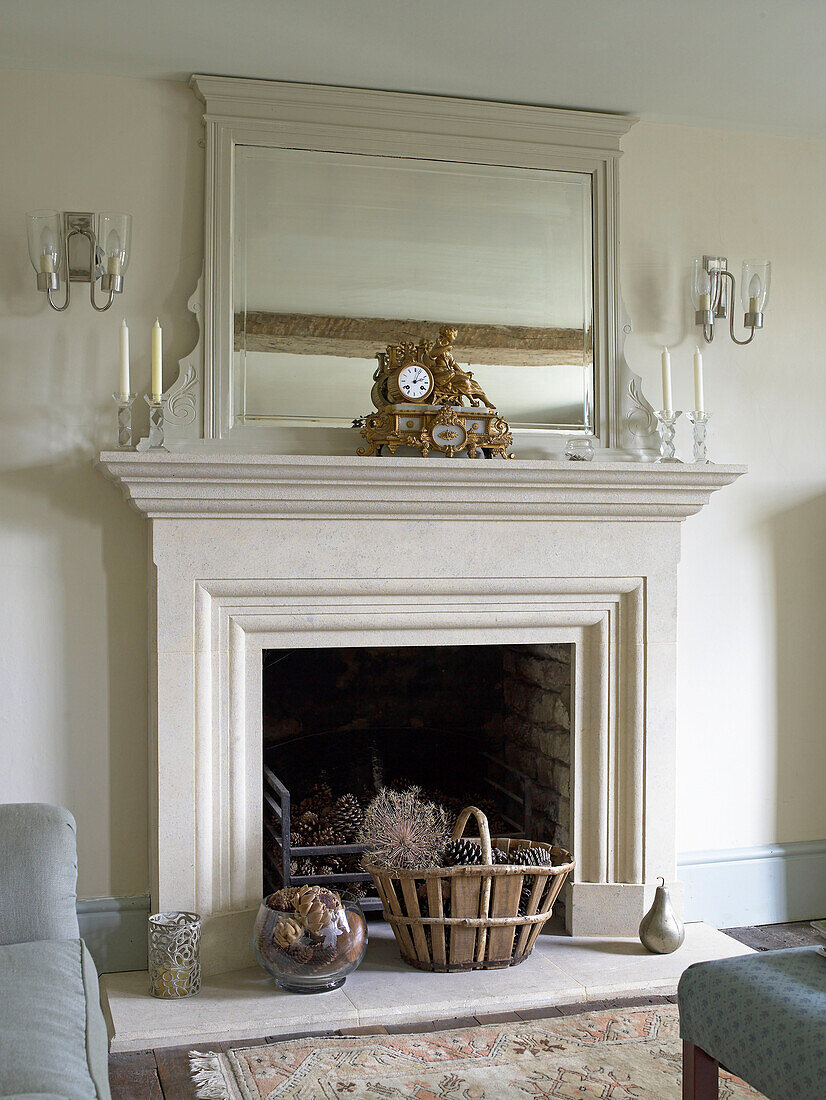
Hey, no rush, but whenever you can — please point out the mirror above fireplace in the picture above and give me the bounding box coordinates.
[175,76,660,458]
[234,147,594,434]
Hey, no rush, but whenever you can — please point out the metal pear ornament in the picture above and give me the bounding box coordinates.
[639,877,685,954]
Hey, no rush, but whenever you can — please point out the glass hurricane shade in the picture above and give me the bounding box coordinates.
[741,259,771,312]
[98,212,132,275]
[690,258,716,311]
[26,210,63,274]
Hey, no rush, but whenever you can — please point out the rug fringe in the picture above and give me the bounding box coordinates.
[189,1050,233,1099]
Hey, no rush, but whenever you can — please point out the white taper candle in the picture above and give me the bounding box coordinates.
[119,319,130,398]
[661,346,673,412]
[151,318,163,401]
[693,346,704,413]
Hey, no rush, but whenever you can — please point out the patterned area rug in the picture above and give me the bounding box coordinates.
[189,1004,763,1099]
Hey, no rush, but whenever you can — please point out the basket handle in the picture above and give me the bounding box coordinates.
[452,805,493,865]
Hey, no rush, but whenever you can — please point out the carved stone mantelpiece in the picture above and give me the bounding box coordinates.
[98,452,742,520]
[97,452,744,973]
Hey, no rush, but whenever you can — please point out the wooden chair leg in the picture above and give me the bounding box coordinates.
[683,1041,719,1099]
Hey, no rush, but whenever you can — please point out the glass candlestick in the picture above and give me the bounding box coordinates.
[687,411,710,463]
[113,393,136,449]
[656,410,682,463]
[145,395,168,451]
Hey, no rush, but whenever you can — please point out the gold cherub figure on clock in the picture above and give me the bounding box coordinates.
[357,327,514,459]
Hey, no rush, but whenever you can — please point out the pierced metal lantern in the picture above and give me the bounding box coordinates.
[148,911,202,998]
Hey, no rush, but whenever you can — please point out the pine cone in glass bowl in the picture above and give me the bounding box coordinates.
[296,884,339,935]
[272,916,304,950]
[265,887,299,911]
[253,896,368,993]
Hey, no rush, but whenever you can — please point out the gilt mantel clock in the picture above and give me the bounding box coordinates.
[357,327,514,459]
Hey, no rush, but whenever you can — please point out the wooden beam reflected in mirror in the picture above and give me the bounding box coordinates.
[235,312,590,368]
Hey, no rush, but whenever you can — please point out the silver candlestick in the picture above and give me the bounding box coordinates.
[687,411,710,463]
[145,395,168,451]
[656,410,682,463]
[113,393,136,449]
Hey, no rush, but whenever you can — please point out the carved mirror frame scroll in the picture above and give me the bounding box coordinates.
[185,75,655,456]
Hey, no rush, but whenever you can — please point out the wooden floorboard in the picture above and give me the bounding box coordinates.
[110,921,825,1094]
[155,1043,215,1100]
[722,920,822,952]
[108,1050,162,1100]
[219,1035,271,1052]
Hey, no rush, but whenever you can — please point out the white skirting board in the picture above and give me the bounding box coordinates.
[77,895,149,974]
[79,845,826,976]
[678,839,826,928]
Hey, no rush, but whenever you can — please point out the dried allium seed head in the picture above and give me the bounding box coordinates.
[359,787,449,871]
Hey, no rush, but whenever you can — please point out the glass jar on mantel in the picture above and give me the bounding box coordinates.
[253,885,367,993]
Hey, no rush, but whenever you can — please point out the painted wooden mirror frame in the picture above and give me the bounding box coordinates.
[161,75,658,458]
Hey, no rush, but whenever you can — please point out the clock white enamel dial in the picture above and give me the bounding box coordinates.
[394,363,433,402]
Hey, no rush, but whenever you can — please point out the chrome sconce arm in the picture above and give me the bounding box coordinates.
[26,210,131,313]
[719,269,758,346]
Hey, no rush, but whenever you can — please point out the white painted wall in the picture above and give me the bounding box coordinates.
[0,69,203,896]
[620,123,826,856]
[1,68,823,902]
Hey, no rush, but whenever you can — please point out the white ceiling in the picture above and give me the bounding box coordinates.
[2,0,825,137]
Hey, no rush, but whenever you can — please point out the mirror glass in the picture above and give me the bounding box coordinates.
[233,146,594,432]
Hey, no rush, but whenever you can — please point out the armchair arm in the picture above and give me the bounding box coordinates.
[0,803,80,945]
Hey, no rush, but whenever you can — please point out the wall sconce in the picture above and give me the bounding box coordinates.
[26,209,132,312]
[691,255,771,345]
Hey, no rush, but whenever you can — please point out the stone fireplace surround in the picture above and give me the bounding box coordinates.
[97,452,744,976]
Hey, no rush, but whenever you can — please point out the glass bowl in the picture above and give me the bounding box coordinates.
[564,437,595,461]
[253,889,368,993]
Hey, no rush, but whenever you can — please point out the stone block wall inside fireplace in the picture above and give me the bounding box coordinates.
[262,642,573,853]
[502,644,572,854]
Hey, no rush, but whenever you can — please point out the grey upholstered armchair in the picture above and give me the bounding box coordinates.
[0,803,111,1099]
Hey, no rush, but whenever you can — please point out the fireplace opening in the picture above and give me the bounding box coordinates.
[262,643,572,910]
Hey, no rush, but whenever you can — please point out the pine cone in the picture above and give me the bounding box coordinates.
[271,940,314,973]
[296,884,339,935]
[328,793,363,843]
[509,845,554,868]
[308,943,339,970]
[298,783,334,817]
[307,823,338,848]
[416,881,430,917]
[286,942,313,965]
[320,857,348,875]
[265,887,299,912]
[491,847,510,864]
[441,838,483,866]
[272,916,304,949]
[519,878,554,916]
[291,858,317,878]
[291,811,319,848]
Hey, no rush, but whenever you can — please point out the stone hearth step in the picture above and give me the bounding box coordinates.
[101,921,751,1052]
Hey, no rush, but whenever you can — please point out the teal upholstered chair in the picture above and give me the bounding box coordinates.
[0,803,111,1099]
[679,947,826,1099]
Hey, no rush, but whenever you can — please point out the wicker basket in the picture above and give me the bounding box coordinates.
[365,805,574,972]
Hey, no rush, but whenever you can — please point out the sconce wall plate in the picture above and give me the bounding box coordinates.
[65,213,102,282]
